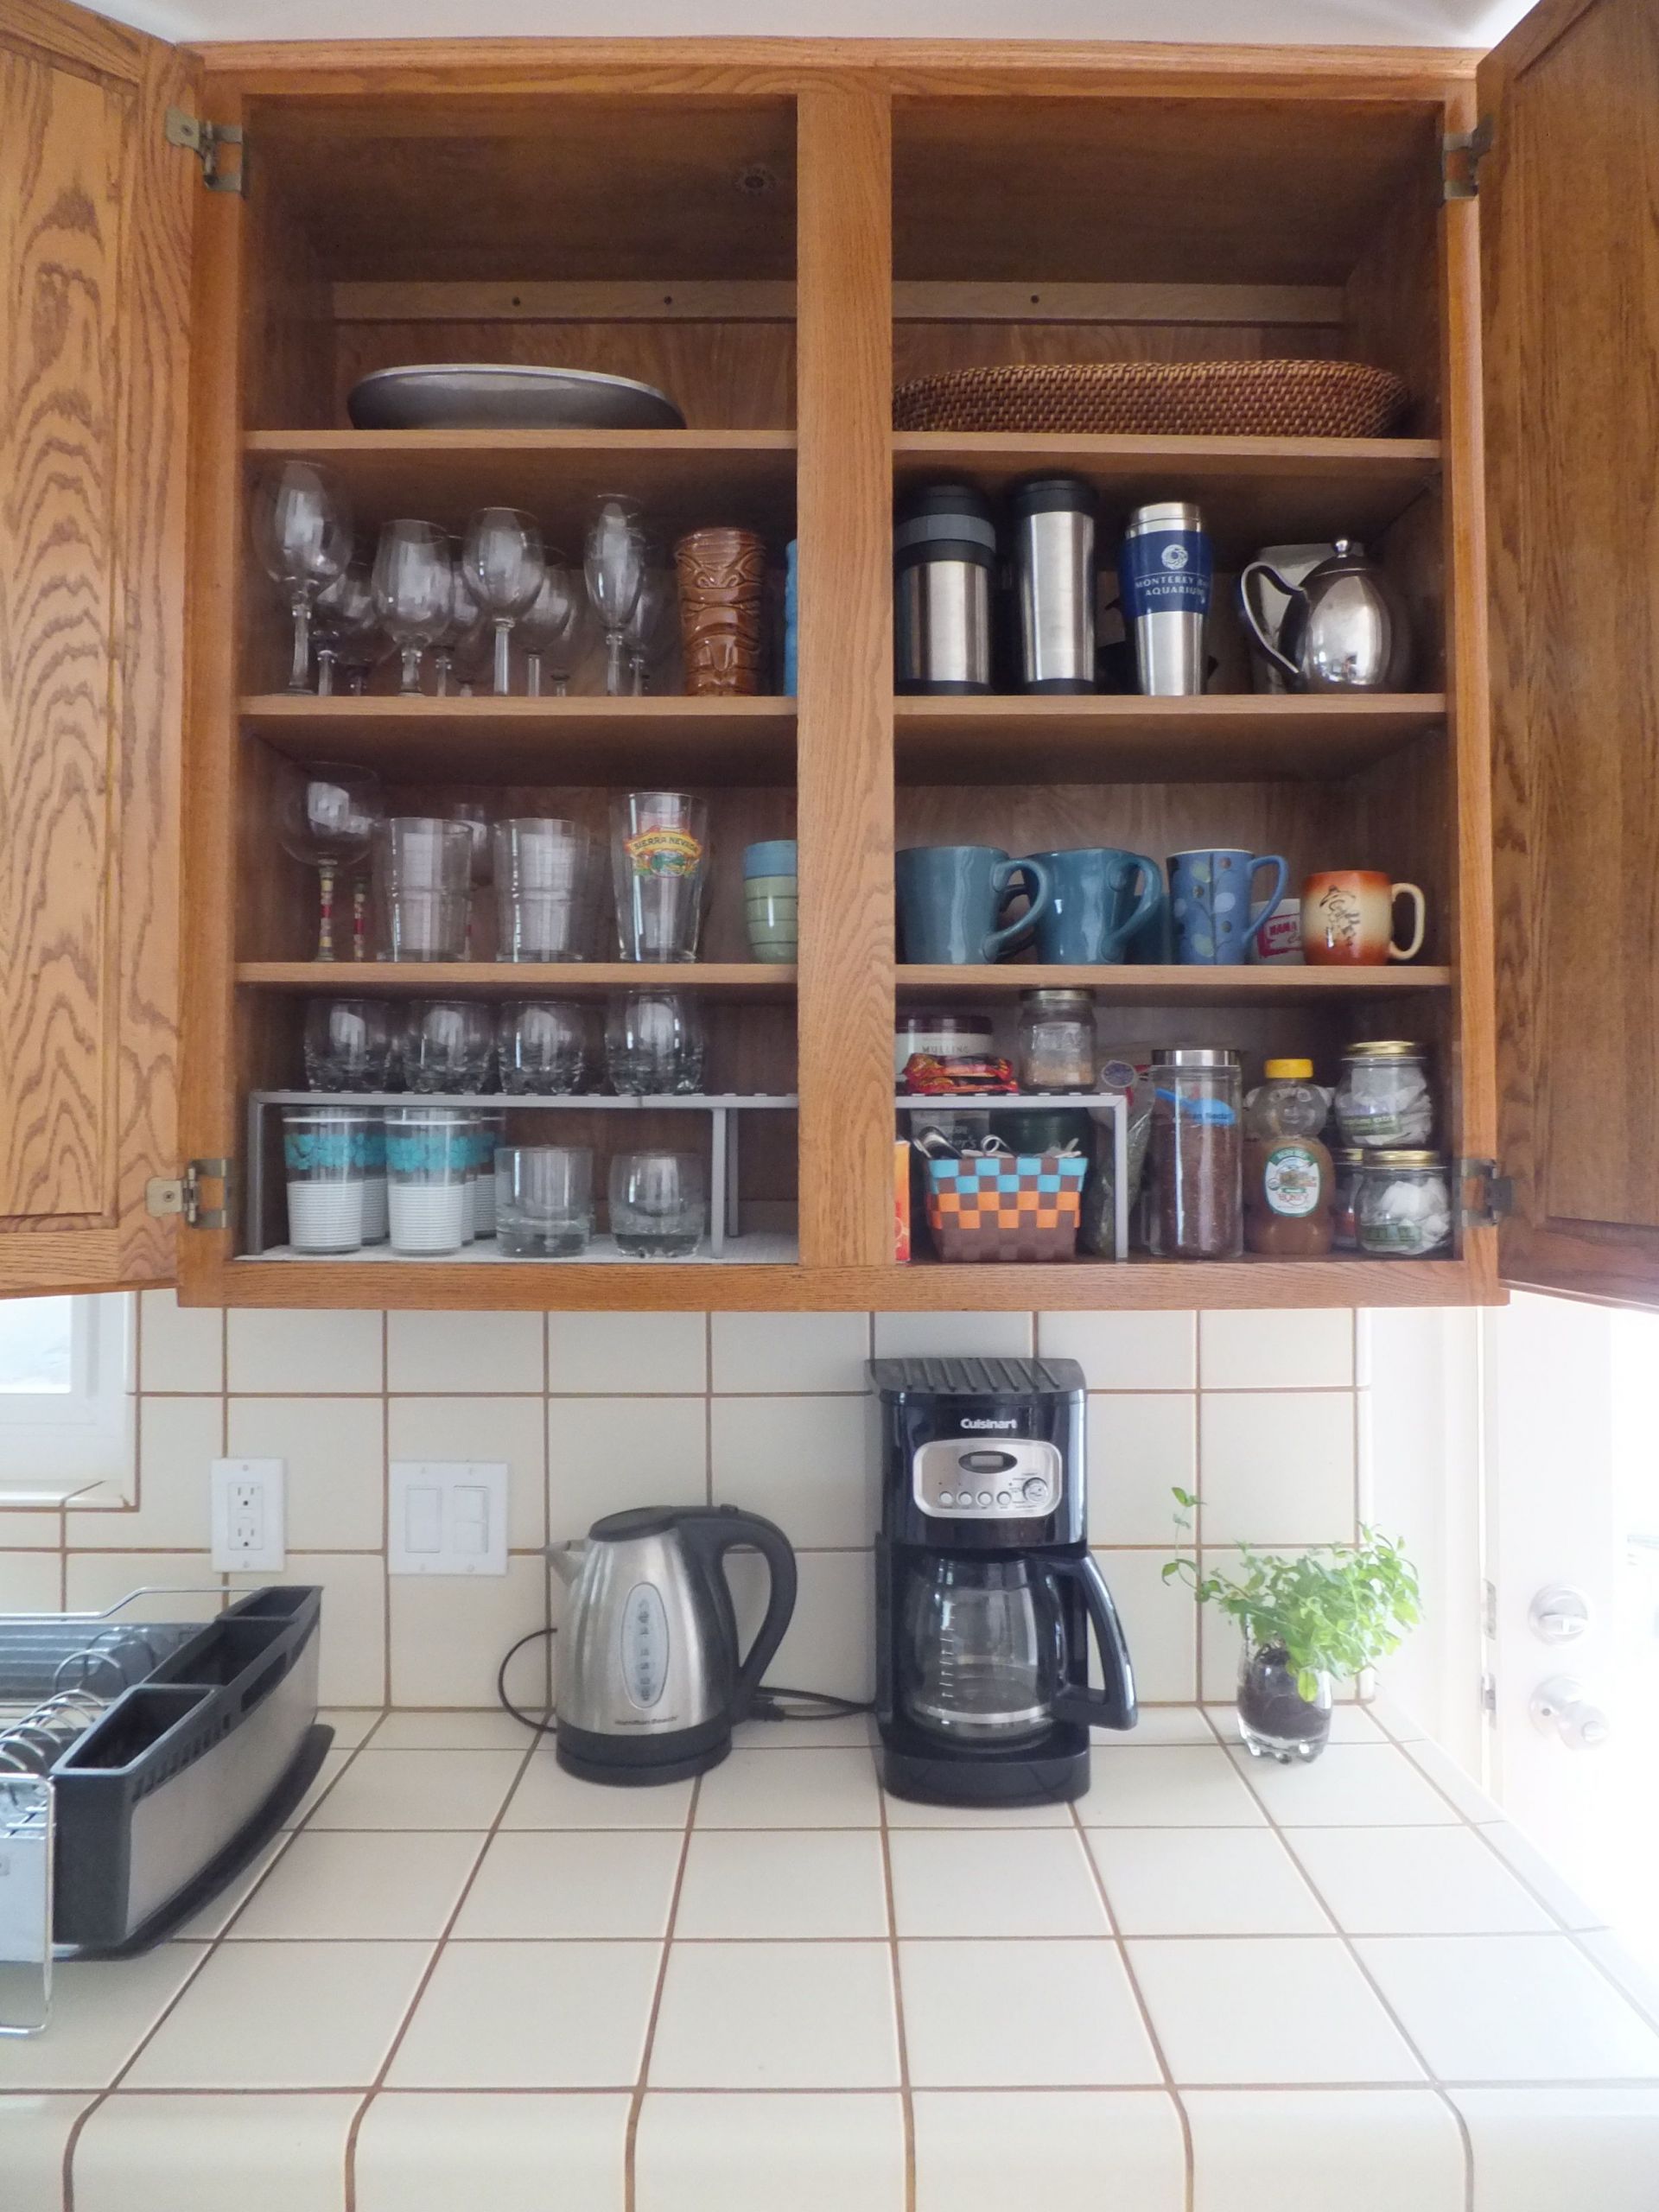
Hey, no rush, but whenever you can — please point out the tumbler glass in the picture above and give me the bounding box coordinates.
[303,998,394,1090]
[611,791,709,962]
[498,1000,590,1095]
[385,1106,472,1255]
[497,1146,594,1257]
[283,1107,372,1254]
[361,1112,389,1243]
[400,1001,494,1094]
[608,1151,707,1258]
[375,817,475,962]
[493,819,605,963]
[604,988,705,1095]
[471,1111,506,1237]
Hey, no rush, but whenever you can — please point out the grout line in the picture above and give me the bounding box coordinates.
[624,1777,700,2212]
[875,1752,916,2212]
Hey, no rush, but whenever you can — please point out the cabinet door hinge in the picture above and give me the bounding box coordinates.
[1458,1157,1514,1228]
[1442,118,1494,200]
[165,108,247,195]
[146,1160,234,1230]
[1480,1671,1497,1719]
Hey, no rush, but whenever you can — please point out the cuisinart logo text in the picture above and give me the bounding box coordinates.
[959,1417,1019,1431]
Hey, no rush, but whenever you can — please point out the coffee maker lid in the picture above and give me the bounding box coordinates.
[868,1355,1085,1400]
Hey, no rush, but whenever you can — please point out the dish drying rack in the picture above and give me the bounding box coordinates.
[0,1586,326,2037]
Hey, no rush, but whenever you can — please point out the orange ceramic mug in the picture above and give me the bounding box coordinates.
[1300,871,1427,965]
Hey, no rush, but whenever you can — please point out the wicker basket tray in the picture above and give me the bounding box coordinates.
[893,359,1409,439]
[925,1150,1086,1263]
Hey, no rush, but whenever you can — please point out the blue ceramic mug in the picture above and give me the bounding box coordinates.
[1027,847,1165,964]
[895,845,1052,964]
[1168,849,1289,965]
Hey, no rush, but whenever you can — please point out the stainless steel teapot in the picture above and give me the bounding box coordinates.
[1238,538,1412,692]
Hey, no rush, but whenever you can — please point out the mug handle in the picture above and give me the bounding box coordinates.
[1389,880,1427,962]
[1237,563,1305,685]
[1245,855,1290,951]
[1108,852,1166,956]
[987,856,1052,961]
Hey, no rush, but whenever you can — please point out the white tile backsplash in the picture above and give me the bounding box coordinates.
[711,1310,871,1393]
[873,1310,1034,1360]
[1199,1307,1355,1390]
[1087,1394,1197,1545]
[547,1310,707,1394]
[547,1395,708,1538]
[226,1307,384,1395]
[388,1395,546,1553]
[1038,1309,1197,1390]
[1198,1389,1357,1548]
[138,1287,224,1393]
[226,1394,385,1551]
[387,1309,544,1395]
[711,1395,876,1548]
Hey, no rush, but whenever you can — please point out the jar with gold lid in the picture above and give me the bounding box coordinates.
[1334,1040,1433,1149]
[1356,1150,1452,1256]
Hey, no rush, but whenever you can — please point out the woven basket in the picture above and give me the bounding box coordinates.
[925,1151,1086,1263]
[893,359,1409,439]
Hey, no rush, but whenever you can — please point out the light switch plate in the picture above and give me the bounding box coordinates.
[389,1462,509,1576]
[210,1459,286,1572]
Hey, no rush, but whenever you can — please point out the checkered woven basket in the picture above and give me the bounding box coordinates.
[924,1151,1087,1263]
[892,359,1409,438]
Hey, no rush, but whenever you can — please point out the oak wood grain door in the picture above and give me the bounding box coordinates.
[0,0,191,1295]
[1483,0,1659,1306]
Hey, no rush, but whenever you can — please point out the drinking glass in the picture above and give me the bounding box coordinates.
[385,1105,471,1255]
[471,1110,506,1238]
[374,817,474,962]
[399,1000,495,1093]
[434,558,484,697]
[362,1112,389,1242]
[277,763,383,963]
[625,565,676,695]
[497,1146,594,1257]
[584,493,646,697]
[493,818,604,963]
[517,560,588,696]
[604,988,706,1095]
[611,791,708,962]
[313,563,377,697]
[303,997,395,1090]
[463,507,545,696]
[609,1151,707,1258]
[372,520,453,696]
[498,1001,591,1094]
[446,800,493,955]
[282,1106,372,1254]
[251,461,352,693]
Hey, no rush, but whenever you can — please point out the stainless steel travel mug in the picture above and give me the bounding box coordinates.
[894,484,995,694]
[1010,476,1096,694]
[1121,500,1213,696]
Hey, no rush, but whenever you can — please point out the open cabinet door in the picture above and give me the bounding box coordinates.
[0,0,192,1296]
[1483,0,1659,1305]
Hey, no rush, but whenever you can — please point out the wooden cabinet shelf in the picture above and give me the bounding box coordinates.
[244,695,797,785]
[895,963,1451,1002]
[893,694,1444,784]
[237,963,795,998]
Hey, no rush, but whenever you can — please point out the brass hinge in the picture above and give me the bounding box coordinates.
[1442,118,1494,200]
[146,1160,234,1231]
[165,108,247,195]
[1458,1157,1513,1228]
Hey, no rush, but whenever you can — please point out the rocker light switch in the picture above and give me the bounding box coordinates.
[389,1463,508,1576]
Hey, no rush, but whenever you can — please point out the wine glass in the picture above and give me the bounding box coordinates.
[277,763,383,962]
[372,520,453,696]
[517,560,588,696]
[313,562,376,698]
[463,508,545,696]
[434,556,483,698]
[625,564,676,696]
[584,494,646,697]
[251,462,352,694]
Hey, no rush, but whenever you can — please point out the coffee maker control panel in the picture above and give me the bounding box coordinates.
[912,1438,1064,1520]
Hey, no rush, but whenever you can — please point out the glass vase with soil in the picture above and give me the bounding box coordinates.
[1236,1635,1333,1764]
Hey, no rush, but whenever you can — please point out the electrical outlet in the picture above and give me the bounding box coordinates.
[389,1462,508,1576]
[211,1458,286,1571]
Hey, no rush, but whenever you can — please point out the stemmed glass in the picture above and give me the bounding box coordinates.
[277,763,384,963]
[625,565,676,696]
[584,494,646,697]
[463,508,545,696]
[251,462,352,694]
[313,563,377,697]
[434,558,483,698]
[518,560,588,696]
[372,521,453,696]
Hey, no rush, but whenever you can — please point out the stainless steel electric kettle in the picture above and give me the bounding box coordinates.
[549,1505,798,1785]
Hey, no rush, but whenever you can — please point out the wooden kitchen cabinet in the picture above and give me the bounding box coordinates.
[2,0,1654,1312]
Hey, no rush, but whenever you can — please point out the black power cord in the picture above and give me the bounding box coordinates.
[494,1624,873,1740]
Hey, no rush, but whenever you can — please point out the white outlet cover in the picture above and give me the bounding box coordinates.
[210,1458,286,1572]
[389,1461,509,1576]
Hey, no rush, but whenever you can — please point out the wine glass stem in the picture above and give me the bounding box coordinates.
[352,880,368,962]
[316,648,335,698]
[289,595,313,693]
[493,619,512,696]
[316,861,337,962]
[630,652,645,696]
[435,652,453,697]
[552,671,569,698]
[525,653,543,698]
[605,628,626,697]
[399,644,423,696]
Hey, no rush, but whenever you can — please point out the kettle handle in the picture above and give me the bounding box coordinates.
[1045,1554,1138,1732]
[678,1508,798,1721]
[1237,561,1305,685]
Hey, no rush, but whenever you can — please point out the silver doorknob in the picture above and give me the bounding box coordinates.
[1529,1585,1592,1643]
[1529,1675,1611,1750]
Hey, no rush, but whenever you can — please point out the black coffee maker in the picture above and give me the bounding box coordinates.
[872,1355,1136,1806]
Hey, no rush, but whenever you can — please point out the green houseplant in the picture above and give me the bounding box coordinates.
[1163,1493,1420,1763]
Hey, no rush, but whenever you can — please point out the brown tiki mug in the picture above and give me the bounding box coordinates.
[673,527,768,696]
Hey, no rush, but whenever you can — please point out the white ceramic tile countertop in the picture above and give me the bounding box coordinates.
[7,1701,1659,2212]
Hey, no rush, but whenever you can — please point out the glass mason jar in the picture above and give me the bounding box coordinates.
[1147,1047,1243,1259]
[1236,1634,1332,1764]
[1016,989,1097,1091]
[1333,1039,1433,1148]
[1356,1150,1453,1256]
